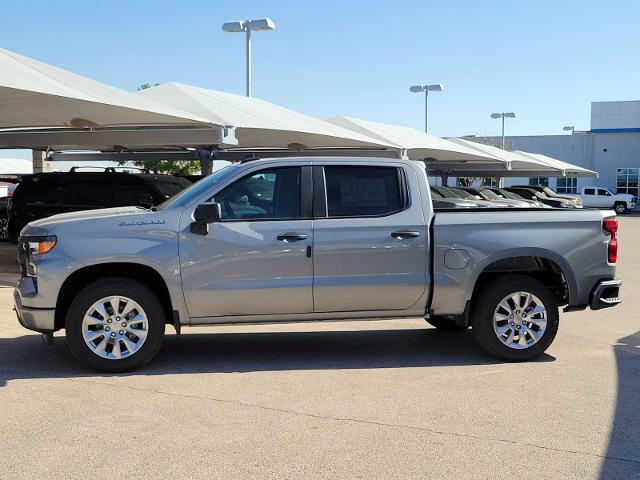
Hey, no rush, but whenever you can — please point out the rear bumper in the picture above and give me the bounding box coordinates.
[590,279,622,310]
[14,288,56,334]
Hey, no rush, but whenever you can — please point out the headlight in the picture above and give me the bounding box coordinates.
[19,235,57,278]
[27,235,57,256]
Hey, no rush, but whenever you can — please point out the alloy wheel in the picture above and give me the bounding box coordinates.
[81,296,149,360]
[493,291,547,350]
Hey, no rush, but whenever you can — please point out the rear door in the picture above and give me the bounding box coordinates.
[311,164,428,312]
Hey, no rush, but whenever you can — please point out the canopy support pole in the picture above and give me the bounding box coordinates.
[32,149,52,173]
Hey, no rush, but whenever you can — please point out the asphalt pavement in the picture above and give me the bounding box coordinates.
[0,218,638,479]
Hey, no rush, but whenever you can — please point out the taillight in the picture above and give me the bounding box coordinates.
[603,217,618,263]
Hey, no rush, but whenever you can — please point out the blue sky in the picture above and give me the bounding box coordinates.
[1,0,639,161]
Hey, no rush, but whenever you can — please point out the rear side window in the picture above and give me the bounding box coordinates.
[584,188,595,195]
[117,176,154,206]
[71,177,117,206]
[324,166,404,217]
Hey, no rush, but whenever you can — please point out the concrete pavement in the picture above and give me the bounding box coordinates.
[0,218,638,479]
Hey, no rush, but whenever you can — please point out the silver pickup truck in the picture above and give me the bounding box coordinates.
[14,157,622,371]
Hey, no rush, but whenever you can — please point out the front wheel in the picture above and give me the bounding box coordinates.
[65,278,166,372]
[471,275,559,361]
[614,202,627,214]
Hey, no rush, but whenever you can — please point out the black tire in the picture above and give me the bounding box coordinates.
[614,202,627,214]
[471,275,559,361]
[65,278,166,372]
[425,316,468,331]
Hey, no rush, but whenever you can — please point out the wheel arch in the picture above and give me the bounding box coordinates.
[55,262,174,331]
[469,248,578,309]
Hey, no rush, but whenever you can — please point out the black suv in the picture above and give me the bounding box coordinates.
[8,170,191,242]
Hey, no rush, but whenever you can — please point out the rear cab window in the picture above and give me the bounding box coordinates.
[322,166,406,217]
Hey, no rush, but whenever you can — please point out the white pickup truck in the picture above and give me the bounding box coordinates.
[576,187,635,214]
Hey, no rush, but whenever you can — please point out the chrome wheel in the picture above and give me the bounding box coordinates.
[81,296,149,360]
[493,291,547,350]
[614,204,626,214]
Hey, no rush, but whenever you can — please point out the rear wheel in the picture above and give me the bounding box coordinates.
[614,202,627,214]
[471,275,559,361]
[65,278,165,372]
[425,316,468,331]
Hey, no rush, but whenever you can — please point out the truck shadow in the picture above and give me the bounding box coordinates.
[0,327,554,387]
[599,330,640,478]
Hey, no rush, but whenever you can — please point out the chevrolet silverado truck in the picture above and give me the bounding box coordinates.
[575,186,635,214]
[14,157,622,371]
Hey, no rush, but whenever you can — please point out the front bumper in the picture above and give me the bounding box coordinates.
[14,288,56,334]
[590,279,622,310]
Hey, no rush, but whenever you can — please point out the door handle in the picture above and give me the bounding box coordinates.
[277,232,308,242]
[391,230,420,239]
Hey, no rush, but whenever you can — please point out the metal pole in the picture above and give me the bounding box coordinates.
[424,90,429,133]
[501,115,505,149]
[245,27,252,97]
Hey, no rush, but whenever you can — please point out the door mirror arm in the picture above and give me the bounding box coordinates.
[190,202,222,235]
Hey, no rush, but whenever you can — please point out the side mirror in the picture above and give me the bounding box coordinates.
[190,202,222,235]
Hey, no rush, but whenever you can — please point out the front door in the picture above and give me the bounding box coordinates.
[180,166,314,319]
[311,164,428,313]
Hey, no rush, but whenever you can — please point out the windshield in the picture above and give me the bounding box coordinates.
[156,164,238,210]
[151,177,193,199]
[451,188,475,200]
[479,188,500,200]
[542,187,558,196]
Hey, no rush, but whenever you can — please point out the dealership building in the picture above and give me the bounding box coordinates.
[467,100,640,197]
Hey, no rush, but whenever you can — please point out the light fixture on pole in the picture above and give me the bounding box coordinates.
[222,18,276,97]
[490,112,516,149]
[410,83,443,133]
[563,126,575,134]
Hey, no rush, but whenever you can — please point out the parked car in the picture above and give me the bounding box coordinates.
[431,186,491,207]
[457,187,533,208]
[575,187,635,214]
[505,187,574,208]
[446,186,514,208]
[483,187,548,208]
[512,185,582,208]
[430,188,479,209]
[7,170,192,242]
[14,157,622,371]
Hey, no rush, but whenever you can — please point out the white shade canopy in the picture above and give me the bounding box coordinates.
[0,48,230,150]
[327,116,500,163]
[445,138,570,176]
[137,83,394,151]
[513,151,598,177]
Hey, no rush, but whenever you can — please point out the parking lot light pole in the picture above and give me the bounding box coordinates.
[222,18,276,97]
[410,83,444,133]
[490,112,516,149]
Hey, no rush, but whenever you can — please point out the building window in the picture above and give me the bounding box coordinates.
[529,177,549,187]
[556,178,577,194]
[617,168,639,199]
[482,177,498,187]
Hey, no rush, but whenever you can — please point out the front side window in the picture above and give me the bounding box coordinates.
[324,166,404,217]
[214,167,301,220]
[598,189,611,196]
